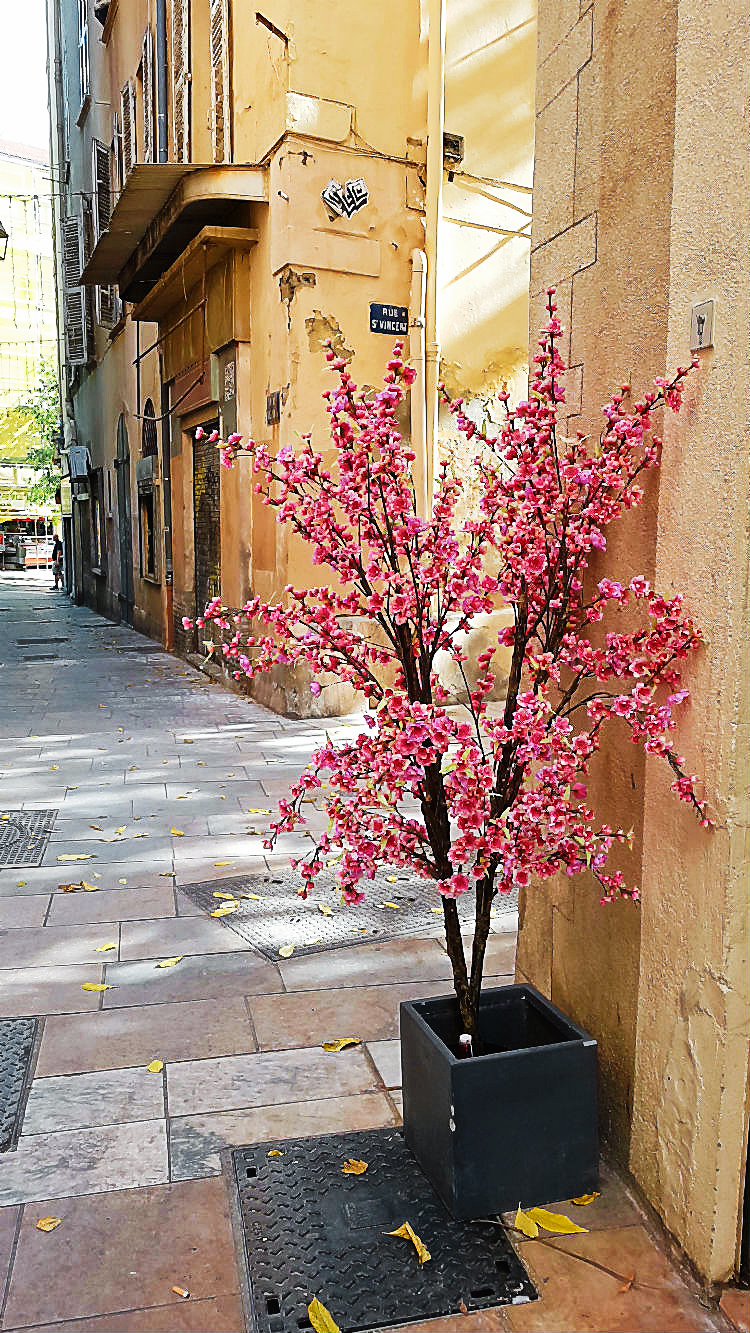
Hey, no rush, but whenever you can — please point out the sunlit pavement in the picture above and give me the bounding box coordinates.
[0,572,735,1333]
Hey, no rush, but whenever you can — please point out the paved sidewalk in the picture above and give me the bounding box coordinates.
[0,572,737,1333]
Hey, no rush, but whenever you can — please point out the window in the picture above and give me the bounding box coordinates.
[171,0,190,161]
[142,399,158,456]
[139,489,156,577]
[90,469,105,569]
[209,0,230,163]
[141,28,155,164]
[120,79,137,178]
[77,0,90,112]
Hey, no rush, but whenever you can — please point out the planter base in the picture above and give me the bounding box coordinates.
[401,983,599,1220]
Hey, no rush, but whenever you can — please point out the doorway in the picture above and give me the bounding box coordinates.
[193,420,221,652]
[116,414,134,625]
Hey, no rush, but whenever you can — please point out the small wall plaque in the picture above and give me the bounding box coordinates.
[690,300,714,351]
[369,303,409,336]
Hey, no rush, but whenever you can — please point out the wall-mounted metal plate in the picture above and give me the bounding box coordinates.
[691,300,714,351]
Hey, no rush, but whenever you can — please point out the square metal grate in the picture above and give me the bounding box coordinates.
[0,809,57,867]
[180,866,518,960]
[232,1127,536,1333]
[0,1019,38,1152]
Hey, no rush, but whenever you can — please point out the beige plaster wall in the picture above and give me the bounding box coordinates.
[522,0,750,1282]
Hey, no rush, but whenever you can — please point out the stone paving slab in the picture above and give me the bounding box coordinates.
[21,1067,165,1135]
[0,1120,169,1206]
[166,1045,379,1118]
[101,950,283,1007]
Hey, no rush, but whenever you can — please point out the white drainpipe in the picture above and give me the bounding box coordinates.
[425,0,446,512]
[409,247,428,516]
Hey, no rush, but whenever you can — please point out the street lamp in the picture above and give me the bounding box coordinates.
[0,220,8,261]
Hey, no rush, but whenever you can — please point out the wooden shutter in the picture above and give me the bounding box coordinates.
[142,27,154,164]
[120,79,137,178]
[111,110,123,200]
[96,284,117,329]
[92,139,111,241]
[209,0,230,163]
[61,215,88,366]
[170,0,190,162]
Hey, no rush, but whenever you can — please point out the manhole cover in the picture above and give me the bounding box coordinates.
[180,867,517,959]
[0,809,57,867]
[0,1019,37,1152]
[232,1127,535,1333]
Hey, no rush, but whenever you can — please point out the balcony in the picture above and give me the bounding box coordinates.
[80,164,267,305]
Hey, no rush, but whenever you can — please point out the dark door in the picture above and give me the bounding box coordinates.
[193,420,221,652]
[116,414,134,625]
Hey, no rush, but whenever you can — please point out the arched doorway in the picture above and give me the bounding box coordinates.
[116,414,134,625]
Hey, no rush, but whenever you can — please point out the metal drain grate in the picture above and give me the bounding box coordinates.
[0,809,57,867]
[233,1127,535,1333]
[0,1019,37,1152]
[180,867,518,960]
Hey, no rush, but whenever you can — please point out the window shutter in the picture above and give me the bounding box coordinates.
[61,215,88,366]
[111,110,123,200]
[142,28,154,164]
[209,0,230,163]
[120,79,137,178]
[170,0,190,162]
[92,139,111,241]
[96,284,117,329]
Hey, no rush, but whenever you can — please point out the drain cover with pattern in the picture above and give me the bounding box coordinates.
[0,1019,37,1152]
[180,866,518,960]
[0,809,57,867]
[233,1127,535,1333]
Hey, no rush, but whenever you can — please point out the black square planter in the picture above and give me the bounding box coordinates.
[400,983,599,1220]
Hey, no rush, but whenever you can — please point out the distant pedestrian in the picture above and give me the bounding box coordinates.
[52,532,64,589]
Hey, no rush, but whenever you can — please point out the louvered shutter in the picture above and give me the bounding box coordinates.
[142,27,154,164]
[61,215,88,366]
[96,284,117,329]
[209,0,230,163]
[120,79,137,177]
[91,139,111,241]
[111,110,123,199]
[170,0,190,162]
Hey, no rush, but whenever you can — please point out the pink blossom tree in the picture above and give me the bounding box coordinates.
[186,293,710,1037]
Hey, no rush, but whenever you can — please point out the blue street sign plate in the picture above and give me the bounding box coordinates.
[369,303,409,335]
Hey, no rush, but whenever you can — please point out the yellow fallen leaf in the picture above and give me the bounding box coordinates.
[385,1221,431,1265]
[58,882,82,892]
[81,983,114,992]
[171,1285,190,1298]
[81,881,99,892]
[318,903,334,917]
[210,903,239,917]
[571,1192,601,1206]
[183,738,194,743]
[147,1059,164,1073]
[514,1205,539,1237]
[247,807,271,815]
[36,1217,62,1233]
[278,944,295,958]
[381,902,401,910]
[341,1159,368,1175]
[267,1148,284,1157]
[618,1270,636,1294]
[156,956,183,968]
[214,861,234,866]
[430,906,443,914]
[386,876,397,882]
[89,824,102,831]
[49,765,59,771]
[321,1037,360,1053]
[212,891,238,900]
[95,942,117,953]
[16,881,26,887]
[526,1206,588,1235]
[159,872,175,877]
[171,828,184,837]
[57,854,93,862]
[307,1297,341,1333]
[244,892,263,900]
[68,785,79,789]
[115,827,126,834]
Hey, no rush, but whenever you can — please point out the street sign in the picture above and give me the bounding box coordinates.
[369,303,409,336]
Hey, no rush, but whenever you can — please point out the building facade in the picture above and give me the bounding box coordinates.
[47,0,535,686]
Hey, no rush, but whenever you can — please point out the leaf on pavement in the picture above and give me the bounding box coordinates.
[170,828,184,837]
[278,944,295,958]
[36,1217,62,1233]
[318,903,334,916]
[321,1037,360,1053]
[16,881,26,887]
[182,738,194,744]
[147,1060,164,1073]
[618,1271,636,1293]
[385,1221,431,1265]
[114,827,126,834]
[94,942,117,953]
[341,1159,368,1175]
[49,765,59,771]
[81,881,99,892]
[380,901,401,910]
[89,824,102,831]
[57,854,93,862]
[214,861,234,866]
[81,983,114,992]
[212,891,237,900]
[156,956,183,968]
[210,903,239,917]
[171,1286,190,1298]
[526,1206,588,1235]
[247,807,271,815]
[307,1297,341,1333]
[513,1206,539,1239]
[386,876,397,882]
[58,882,82,892]
[571,1192,601,1206]
[244,892,263,900]
[267,1149,284,1157]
